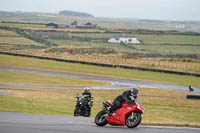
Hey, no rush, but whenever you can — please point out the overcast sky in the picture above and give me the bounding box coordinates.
[0,0,199,21]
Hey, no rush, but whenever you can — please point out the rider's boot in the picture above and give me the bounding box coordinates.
[107,110,113,117]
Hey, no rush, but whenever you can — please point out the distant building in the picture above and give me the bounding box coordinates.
[58,24,70,28]
[175,25,185,29]
[46,22,99,29]
[108,35,140,44]
[46,23,58,28]
[71,21,98,29]
[83,22,98,28]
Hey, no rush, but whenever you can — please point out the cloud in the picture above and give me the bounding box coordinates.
[191,7,197,12]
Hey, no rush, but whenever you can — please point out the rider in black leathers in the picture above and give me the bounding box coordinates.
[82,87,92,115]
[82,87,92,98]
[108,88,139,116]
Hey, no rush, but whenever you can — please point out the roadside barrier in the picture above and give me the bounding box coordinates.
[186,95,200,99]
[0,51,200,77]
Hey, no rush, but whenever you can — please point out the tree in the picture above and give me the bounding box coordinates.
[71,21,78,26]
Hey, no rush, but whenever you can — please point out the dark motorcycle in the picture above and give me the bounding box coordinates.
[74,94,93,117]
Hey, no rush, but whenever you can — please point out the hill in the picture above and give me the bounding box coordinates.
[0,10,200,32]
[59,10,94,18]
[0,11,38,17]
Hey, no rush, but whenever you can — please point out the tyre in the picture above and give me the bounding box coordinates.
[74,106,80,116]
[84,109,91,117]
[83,107,91,117]
[125,112,142,128]
[84,110,90,117]
[95,110,107,126]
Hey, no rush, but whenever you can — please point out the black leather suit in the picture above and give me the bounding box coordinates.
[82,91,92,98]
[109,90,135,113]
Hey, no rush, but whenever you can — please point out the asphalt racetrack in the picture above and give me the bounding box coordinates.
[0,112,200,133]
[0,66,199,93]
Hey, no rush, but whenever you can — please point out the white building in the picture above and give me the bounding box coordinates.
[175,25,185,29]
[108,35,140,44]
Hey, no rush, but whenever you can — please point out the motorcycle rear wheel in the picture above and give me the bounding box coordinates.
[95,110,107,126]
[125,112,142,128]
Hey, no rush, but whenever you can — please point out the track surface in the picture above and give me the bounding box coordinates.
[0,112,199,133]
[0,66,199,93]
[0,67,200,132]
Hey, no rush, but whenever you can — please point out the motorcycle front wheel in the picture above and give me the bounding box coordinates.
[84,107,91,117]
[125,112,142,128]
[95,110,107,126]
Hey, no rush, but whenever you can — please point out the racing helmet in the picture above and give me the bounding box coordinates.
[84,87,90,92]
[130,88,138,98]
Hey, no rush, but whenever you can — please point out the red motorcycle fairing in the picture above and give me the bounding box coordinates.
[107,101,143,126]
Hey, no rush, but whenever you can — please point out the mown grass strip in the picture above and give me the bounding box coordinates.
[0,70,107,87]
[0,54,200,87]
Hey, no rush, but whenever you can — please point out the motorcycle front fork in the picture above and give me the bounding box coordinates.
[129,112,137,121]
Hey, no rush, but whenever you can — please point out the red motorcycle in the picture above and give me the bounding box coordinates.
[95,97,144,128]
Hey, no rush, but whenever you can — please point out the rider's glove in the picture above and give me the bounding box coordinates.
[128,101,134,105]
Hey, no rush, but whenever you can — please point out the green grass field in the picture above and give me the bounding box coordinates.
[0,87,199,127]
[70,33,200,55]
[0,29,21,37]
[0,37,44,46]
[72,33,200,45]
[0,54,200,87]
[135,34,200,45]
[0,70,107,86]
[134,44,200,54]
[48,39,136,53]
[0,29,44,46]
[1,24,200,58]
[72,33,120,39]
[0,22,46,29]
[51,34,200,55]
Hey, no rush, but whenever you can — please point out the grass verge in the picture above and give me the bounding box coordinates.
[0,70,107,87]
[0,54,200,87]
[0,86,200,127]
